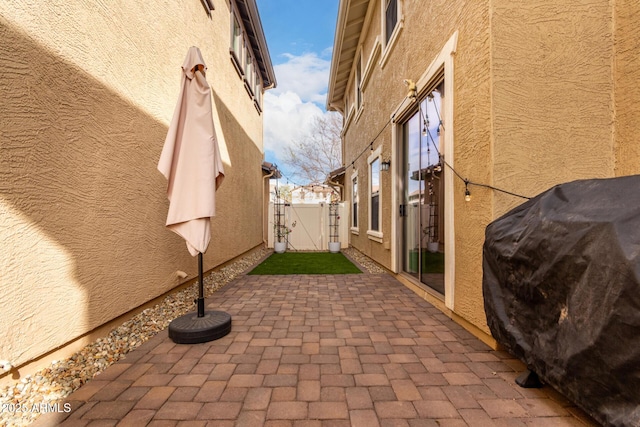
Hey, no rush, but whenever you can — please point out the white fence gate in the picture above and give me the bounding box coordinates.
[267,202,349,251]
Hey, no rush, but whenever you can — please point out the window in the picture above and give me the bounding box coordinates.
[352,175,358,229]
[230,15,243,74]
[246,59,253,83]
[245,56,255,95]
[380,0,403,67]
[231,16,242,64]
[243,40,250,70]
[230,9,262,113]
[345,92,350,117]
[367,147,382,240]
[370,157,380,232]
[385,0,398,43]
[254,78,262,110]
[355,56,362,110]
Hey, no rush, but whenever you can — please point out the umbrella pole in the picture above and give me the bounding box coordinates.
[197,252,205,317]
[168,250,232,344]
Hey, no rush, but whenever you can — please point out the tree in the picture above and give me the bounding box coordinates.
[284,112,342,184]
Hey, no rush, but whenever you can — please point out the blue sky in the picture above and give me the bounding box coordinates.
[255,0,339,185]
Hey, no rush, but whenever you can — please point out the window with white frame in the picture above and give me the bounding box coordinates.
[352,173,358,230]
[370,158,380,232]
[230,14,243,73]
[254,78,262,109]
[368,149,381,235]
[230,8,263,113]
[355,56,362,110]
[245,56,255,95]
[345,91,350,117]
[380,0,403,66]
[385,0,398,43]
[242,40,250,70]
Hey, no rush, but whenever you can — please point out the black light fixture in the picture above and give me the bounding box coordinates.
[381,160,391,171]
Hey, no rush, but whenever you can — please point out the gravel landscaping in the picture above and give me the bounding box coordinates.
[0,247,270,427]
[342,246,388,274]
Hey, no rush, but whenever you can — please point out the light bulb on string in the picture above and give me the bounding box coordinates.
[464,179,471,202]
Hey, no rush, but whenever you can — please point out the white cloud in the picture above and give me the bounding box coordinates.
[263,91,324,159]
[271,52,331,104]
[263,51,334,160]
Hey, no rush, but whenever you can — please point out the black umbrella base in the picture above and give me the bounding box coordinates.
[168,310,232,344]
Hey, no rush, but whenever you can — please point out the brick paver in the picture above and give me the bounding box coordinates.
[32,270,599,426]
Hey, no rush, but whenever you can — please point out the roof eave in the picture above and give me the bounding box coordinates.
[326,0,350,111]
[326,0,371,112]
[236,0,277,89]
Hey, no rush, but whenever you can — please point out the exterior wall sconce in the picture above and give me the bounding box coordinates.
[381,160,391,171]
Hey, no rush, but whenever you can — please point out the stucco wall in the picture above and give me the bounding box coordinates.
[342,0,493,330]
[0,0,265,370]
[491,0,614,211]
[340,0,632,336]
[614,0,640,175]
[458,0,621,332]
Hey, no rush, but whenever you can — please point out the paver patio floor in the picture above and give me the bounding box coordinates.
[33,271,598,426]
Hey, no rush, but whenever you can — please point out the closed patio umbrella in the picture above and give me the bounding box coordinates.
[158,46,231,344]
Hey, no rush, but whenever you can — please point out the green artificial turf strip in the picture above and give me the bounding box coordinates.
[248,252,362,275]
[423,251,445,274]
[408,250,445,274]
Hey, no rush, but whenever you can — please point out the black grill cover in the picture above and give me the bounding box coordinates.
[483,176,640,427]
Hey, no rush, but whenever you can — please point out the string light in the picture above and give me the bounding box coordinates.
[464,180,471,202]
[419,105,529,201]
[339,84,530,203]
[273,165,305,190]
[345,119,392,169]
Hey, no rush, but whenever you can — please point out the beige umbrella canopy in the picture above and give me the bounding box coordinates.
[158,46,224,257]
[158,46,230,344]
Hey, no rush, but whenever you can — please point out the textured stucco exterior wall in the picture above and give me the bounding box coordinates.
[339,0,632,337]
[486,0,616,331]
[342,0,493,329]
[491,0,614,213]
[440,2,493,332]
[614,0,640,175]
[0,0,265,370]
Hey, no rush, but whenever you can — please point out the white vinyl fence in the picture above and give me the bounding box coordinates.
[267,202,349,251]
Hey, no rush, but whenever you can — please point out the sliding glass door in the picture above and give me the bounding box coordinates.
[401,83,445,294]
